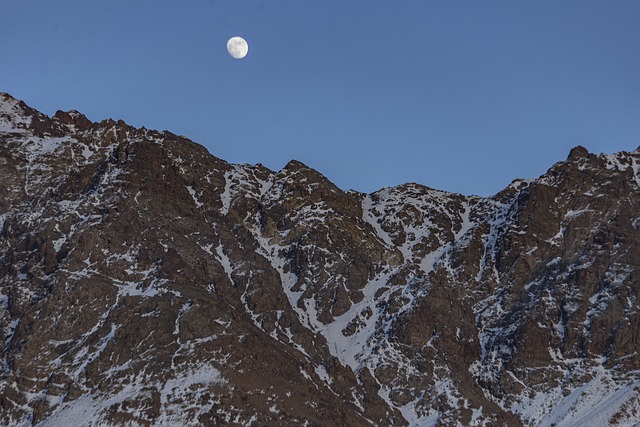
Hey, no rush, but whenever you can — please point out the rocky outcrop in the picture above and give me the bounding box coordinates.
[1,92,639,426]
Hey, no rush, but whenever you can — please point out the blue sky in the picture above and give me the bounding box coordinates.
[2,1,639,196]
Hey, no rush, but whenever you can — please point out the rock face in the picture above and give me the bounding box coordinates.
[1,92,640,426]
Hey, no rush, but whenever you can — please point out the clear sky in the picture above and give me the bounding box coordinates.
[2,1,639,196]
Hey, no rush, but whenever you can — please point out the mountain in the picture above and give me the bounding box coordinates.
[1,92,640,426]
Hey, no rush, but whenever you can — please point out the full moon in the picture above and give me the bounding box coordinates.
[227,36,249,59]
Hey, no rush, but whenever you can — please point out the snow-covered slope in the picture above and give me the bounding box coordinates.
[1,93,640,426]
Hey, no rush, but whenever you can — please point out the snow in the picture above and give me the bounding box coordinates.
[72,323,117,377]
[0,212,8,236]
[186,185,203,208]
[38,365,226,427]
[25,136,69,158]
[318,271,392,369]
[219,166,254,215]
[220,169,234,215]
[632,156,640,189]
[52,236,66,252]
[5,319,19,346]
[362,194,396,248]
[173,302,192,335]
[598,151,640,190]
[215,243,234,285]
[0,95,31,133]
[0,293,8,309]
[511,370,640,427]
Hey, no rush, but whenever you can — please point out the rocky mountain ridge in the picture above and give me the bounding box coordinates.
[1,92,640,426]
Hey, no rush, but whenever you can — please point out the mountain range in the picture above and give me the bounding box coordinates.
[1,92,640,426]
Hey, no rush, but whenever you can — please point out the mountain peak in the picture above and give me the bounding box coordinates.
[567,145,589,160]
[0,92,17,104]
[0,92,34,133]
[282,159,309,171]
[53,109,93,130]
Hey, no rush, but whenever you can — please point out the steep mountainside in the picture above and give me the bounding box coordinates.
[1,92,640,426]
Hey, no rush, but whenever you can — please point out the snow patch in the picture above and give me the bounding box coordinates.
[186,185,203,208]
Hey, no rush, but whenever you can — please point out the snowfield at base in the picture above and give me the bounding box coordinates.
[34,365,226,427]
[511,370,640,427]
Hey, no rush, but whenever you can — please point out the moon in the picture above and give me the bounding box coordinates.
[227,36,249,59]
